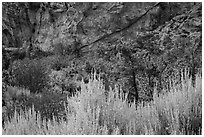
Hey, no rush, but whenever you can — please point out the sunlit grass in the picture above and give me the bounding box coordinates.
[2,73,202,135]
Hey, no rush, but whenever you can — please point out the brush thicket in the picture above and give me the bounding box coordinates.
[2,72,202,135]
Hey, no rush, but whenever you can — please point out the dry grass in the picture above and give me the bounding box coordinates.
[2,73,202,135]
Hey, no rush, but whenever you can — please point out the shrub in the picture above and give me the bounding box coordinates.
[49,68,80,95]
[15,91,68,122]
[43,55,72,71]
[2,86,68,128]
[153,73,202,135]
[2,86,31,127]
[11,58,50,93]
[2,73,202,135]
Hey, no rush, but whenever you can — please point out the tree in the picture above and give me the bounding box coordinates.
[2,2,201,102]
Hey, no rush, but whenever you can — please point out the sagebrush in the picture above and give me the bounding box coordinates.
[2,73,202,135]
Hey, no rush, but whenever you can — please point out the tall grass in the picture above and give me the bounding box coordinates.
[2,73,202,135]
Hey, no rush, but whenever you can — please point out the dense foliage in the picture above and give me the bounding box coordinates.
[2,2,202,135]
[10,58,50,93]
[2,74,202,135]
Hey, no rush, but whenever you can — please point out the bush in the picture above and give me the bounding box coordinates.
[153,73,202,135]
[2,73,202,135]
[2,86,31,128]
[49,67,81,95]
[2,85,68,128]
[43,55,72,71]
[11,58,50,93]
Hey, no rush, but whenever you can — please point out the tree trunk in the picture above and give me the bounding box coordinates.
[157,74,162,94]
[132,70,139,103]
[148,75,154,100]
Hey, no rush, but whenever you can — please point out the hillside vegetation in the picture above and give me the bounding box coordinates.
[2,2,202,135]
[2,73,202,135]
